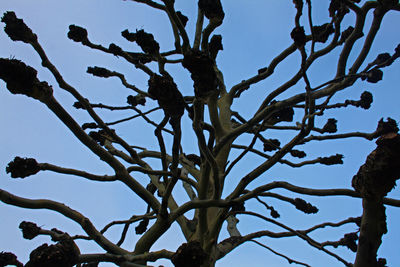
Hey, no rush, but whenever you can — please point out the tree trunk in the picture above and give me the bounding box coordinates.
[353,198,386,267]
[352,132,400,267]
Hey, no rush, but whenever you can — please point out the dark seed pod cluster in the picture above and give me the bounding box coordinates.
[135,218,149,235]
[290,26,306,48]
[270,207,280,218]
[171,241,208,267]
[121,29,159,55]
[24,240,79,267]
[0,252,23,267]
[67,25,88,43]
[127,52,153,64]
[290,149,307,158]
[319,154,344,165]
[322,118,338,133]
[135,30,160,55]
[148,74,185,119]
[198,0,225,21]
[373,53,391,66]
[121,29,136,42]
[0,58,36,91]
[6,157,40,178]
[72,98,89,110]
[182,50,218,98]
[88,130,112,146]
[127,94,146,106]
[209,34,223,59]
[344,91,373,109]
[1,11,37,43]
[19,221,41,240]
[338,232,358,252]
[263,139,280,152]
[362,68,383,83]
[263,203,280,219]
[87,66,113,78]
[82,123,98,130]
[359,91,373,109]
[312,23,334,43]
[0,58,53,101]
[108,43,123,56]
[73,101,84,109]
[269,103,294,123]
[376,117,398,136]
[293,198,318,214]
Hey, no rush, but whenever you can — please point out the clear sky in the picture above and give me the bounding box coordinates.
[1,1,400,266]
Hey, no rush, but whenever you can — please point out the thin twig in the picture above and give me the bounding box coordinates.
[250,240,311,267]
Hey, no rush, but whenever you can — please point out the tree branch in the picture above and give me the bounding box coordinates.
[39,163,116,182]
[0,189,127,255]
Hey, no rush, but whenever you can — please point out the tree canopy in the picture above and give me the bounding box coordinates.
[1,1,400,266]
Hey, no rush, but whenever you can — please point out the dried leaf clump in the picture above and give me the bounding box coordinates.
[6,157,40,178]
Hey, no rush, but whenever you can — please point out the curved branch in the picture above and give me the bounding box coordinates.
[217,216,359,260]
[44,97,161,211]
[0,189,127,255]
[29,37,143,163]
[193,8,204,50]
[336,1,376,76]
[100,213,156,235]
[128,0,165,10]
[161,0,190,51]
[237,181,400,207]
[251,240,311,267]
[201,18,223,52]
[39,163,116,181]
[170,183,400,222]
[78,249,173,265]
[228,43,297,101]
[236,211,352,266]
[82,40,154,76]
[349,4,386,74]
[300,131,376,144]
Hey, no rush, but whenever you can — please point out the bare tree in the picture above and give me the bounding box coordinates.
[1,0,400,266]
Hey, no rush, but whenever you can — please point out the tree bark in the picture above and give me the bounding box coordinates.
[354,198,386,267]
[352,132,400,267]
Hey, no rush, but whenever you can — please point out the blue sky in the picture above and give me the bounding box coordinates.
[1,1,400,266]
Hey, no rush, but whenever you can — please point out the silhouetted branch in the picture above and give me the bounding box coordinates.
[129,0,165,10]
[235,211,352,266]
[2,2,399,266]
[250,240,311,267]
[40,163,116,181]
[0,189,127,254]
[78,249,174,265]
